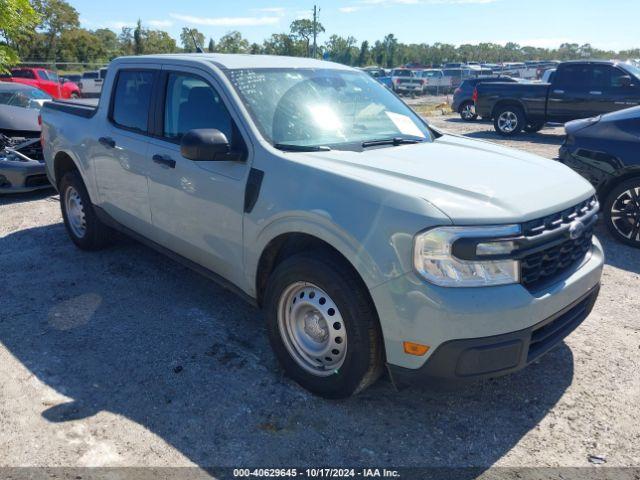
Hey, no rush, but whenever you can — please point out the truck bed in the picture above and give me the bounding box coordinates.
[475,82,550,121]
[42,98,99,119]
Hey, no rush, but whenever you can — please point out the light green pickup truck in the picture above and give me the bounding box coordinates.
[41,54,603,398]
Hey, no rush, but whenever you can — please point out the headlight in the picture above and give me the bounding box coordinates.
[413,225,521,287]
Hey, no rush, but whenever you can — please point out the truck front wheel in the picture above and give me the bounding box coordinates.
[494,105,525,136]
[264,252,383,398]
[59,171,112,250]
[603,177,640,248]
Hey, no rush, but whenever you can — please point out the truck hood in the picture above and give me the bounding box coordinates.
[299,134,595,224]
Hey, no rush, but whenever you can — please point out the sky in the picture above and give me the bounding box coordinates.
[73,0,639,51]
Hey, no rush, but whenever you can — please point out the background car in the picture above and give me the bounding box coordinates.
[0,83,50,193]
[390,68,423,94]
[61,74,82,85]
[541,68,556,83]
[79,68,108,98]
[452,76,517,120]
[559,106,640,247]
[416,69,450,94]
[1,68,80,99]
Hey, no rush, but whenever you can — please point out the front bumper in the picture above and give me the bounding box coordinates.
[370,236,604,378]
[396,84,423,93]
[388,284,599,387]
[0,159,50,194]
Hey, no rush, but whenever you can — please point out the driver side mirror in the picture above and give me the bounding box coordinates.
[619,75,635,88]
[180,129,237,161]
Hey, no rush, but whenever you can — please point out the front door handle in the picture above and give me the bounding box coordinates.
[152,154,176,169]
[589,91,602,95]
[553,89,565,94]
[98,136,116,148]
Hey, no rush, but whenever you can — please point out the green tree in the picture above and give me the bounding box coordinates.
[207,38,215,53]
[0,0,39,70]
[382,34,398,68]
[144,29,176,54]
[118,26,133,56]
[324,35,357,65]
[32,0,79,61]
[357,40,369,67]
[56,28,104,63]
[290,18,324,57]
[180,27,204,53]
[217,31,249,53]
[133,19,143,55]
[93,28,119,59]
[262,33,302,56]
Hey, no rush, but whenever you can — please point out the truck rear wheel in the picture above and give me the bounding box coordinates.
[459,101,478,121]
[264,252,383,398]
[59,171,112,250]
[494,105,525,136]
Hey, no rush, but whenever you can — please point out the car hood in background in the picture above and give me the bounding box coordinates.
[0,104,42,133]
[299,134,595,224]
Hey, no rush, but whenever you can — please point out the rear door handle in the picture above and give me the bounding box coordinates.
[98,136,115,148]
[589,91,602,95]
[553,89,565,94]
[152,154,176,169]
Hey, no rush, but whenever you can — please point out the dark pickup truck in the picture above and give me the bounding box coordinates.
[475,61,640,135]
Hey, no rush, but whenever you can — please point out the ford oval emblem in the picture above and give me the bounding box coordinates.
[569,220,586,240]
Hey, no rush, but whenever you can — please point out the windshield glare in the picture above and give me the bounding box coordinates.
[227,68,432,150]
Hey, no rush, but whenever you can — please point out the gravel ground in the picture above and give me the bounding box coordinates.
[1,114,639,471]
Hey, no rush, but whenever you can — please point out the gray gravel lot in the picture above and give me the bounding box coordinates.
[1,114,639,471]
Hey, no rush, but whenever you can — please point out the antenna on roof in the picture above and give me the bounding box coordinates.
[190,30,204,53]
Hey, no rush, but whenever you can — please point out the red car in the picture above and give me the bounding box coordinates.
[1,68,81,99]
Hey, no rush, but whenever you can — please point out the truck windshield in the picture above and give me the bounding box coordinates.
[226,68,432,150]
[622,63,640,79]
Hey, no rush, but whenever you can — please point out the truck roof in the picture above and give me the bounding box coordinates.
[112,53,353,71]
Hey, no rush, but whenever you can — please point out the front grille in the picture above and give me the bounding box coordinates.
[521,196,598,290]
[527,288,598,362]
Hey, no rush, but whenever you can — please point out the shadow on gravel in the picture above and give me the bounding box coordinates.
[596,223,640,274]
[0,224,576,471]
[0,188,55,206]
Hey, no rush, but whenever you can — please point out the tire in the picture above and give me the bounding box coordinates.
[59,171,112,250]
[493,105,525,136]
[264,252,383,398]
[459,101,478,121]
[603,177,640,248]
[524,122,544,133]
[70,92,80,99]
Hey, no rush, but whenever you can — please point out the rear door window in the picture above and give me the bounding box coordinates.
[110,70,155,133]
[554,65,590,91]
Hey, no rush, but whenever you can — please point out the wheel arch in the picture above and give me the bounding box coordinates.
[53,150,80,187]
[597,168,640,200]
[52,149,98,204]
[491,99,527,120]
[255,231,373,308]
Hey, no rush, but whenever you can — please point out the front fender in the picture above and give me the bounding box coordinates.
[247,211,383,296]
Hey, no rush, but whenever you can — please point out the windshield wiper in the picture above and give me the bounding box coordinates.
[361,137,424,148]
[274,143,331,152]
